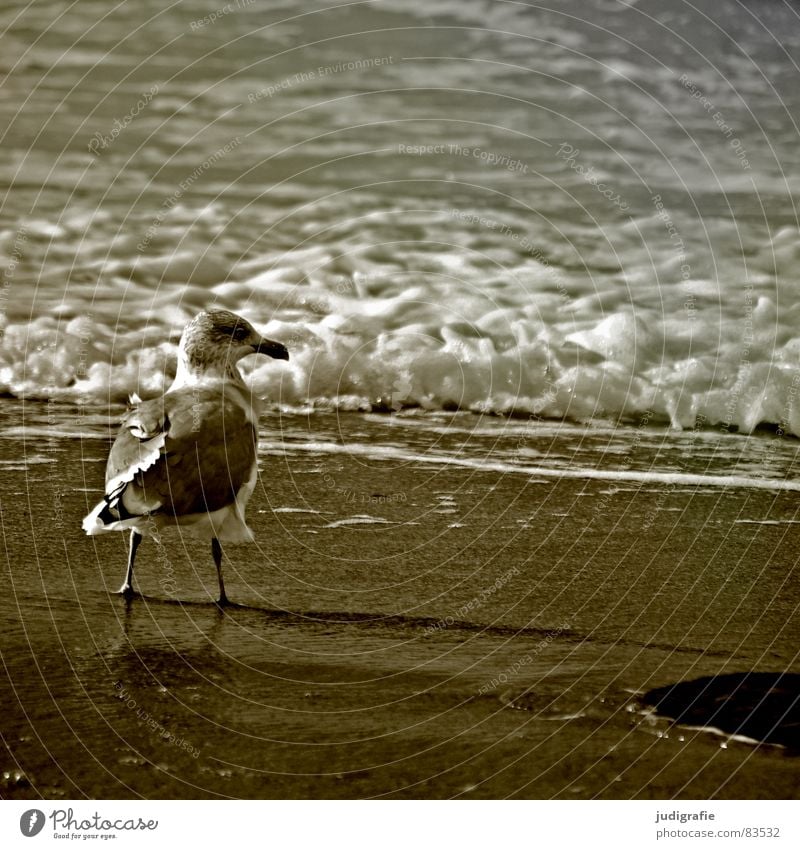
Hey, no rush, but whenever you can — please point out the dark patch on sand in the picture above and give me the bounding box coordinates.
[643,672,800,752]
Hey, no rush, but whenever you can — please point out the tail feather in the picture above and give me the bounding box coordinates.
[82,484,135,535]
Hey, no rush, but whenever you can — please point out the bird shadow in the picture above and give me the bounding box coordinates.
[643,672,800,753]
[116,592,740,659]
[119,591,571,637]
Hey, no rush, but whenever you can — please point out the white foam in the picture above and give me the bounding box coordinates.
[0,426,111,440]
[323,515,396,529]
[3,228,800,440]
[734,519,800,525]
[260,439,800,492]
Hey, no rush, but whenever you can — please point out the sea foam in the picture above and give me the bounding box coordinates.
[2,213,799,437]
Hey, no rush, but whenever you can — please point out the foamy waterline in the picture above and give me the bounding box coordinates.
[260,440,800,493]
[1,244,798,439]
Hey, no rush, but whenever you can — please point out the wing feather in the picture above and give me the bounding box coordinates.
[94,386,257,523]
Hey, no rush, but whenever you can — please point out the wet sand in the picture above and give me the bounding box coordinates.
[1,407,799,799]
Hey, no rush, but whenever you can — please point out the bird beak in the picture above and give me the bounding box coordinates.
[254,337,289,360]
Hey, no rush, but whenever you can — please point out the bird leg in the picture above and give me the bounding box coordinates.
[117,530,142,598]
[211,537,229,606]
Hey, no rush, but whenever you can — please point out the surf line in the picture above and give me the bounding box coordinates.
[260,440,800,493]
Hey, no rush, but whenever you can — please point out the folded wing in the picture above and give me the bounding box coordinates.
[83,387,257,533]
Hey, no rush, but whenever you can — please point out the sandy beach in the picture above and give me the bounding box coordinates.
[1,404,798,799]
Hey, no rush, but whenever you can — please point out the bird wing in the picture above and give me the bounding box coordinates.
[104,386,257,519]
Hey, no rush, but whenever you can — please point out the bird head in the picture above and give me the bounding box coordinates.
[176,309,289,383]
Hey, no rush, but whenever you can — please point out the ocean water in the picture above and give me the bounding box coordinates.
[2,0,800,433]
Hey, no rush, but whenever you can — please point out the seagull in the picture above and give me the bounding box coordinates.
[82,309,289,605]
